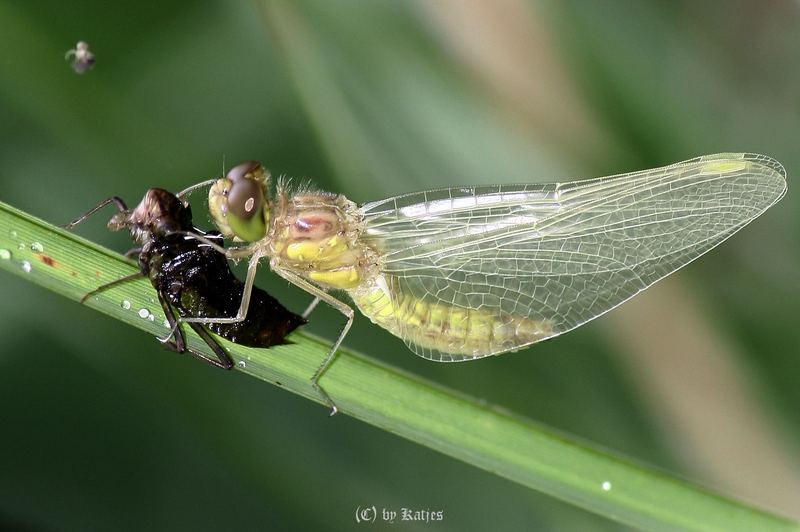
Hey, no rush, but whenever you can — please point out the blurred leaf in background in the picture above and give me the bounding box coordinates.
[0,0,798,530]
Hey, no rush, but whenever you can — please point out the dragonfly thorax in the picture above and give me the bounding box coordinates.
[270,190,372,290]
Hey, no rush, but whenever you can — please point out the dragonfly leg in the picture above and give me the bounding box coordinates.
[302,297,321,319]
[272,266,353,416]
[178,231,253,260]
[175,178,217,200]
[123,247,142,259]
[157,295,187,352]
[79,271,144,304]
[157,317,181,344]
[181,252,261,325]
[162,323,234,369]
[62,196,128,229]
[156,283,233,369]
[184,322,234,369]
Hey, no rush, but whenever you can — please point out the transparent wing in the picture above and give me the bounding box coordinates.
[360,153,787,361]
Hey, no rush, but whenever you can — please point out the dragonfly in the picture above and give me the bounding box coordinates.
[177,153,787,412]
[65,188,305,369]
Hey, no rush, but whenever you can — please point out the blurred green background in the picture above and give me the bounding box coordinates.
[1,1,799,530]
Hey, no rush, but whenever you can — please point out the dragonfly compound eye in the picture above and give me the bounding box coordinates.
[228,176,263,221]
[226,160,263,183]
[208,161,270,241]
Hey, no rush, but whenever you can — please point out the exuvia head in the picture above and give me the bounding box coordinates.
[108,188,193,243]
[208,161,270,242]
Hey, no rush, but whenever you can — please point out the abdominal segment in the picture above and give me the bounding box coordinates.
[352,281,553,358]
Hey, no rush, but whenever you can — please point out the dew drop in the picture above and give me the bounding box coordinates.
[138,308,150,319]
[30,242,44,253]
[21,261,32,273]
[0,249,11,260]
[121,300,131,310]
[601,481,612,492]
[10,230,17,238]
[17,242,25,251]
[237,360,247,368]
[162,319,170,328]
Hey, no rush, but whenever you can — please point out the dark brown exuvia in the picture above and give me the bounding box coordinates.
[65,187,305,369]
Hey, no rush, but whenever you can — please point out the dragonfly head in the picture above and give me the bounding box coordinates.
[208,161,269,242]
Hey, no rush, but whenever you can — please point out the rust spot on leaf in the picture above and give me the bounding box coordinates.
[37,254,58,267]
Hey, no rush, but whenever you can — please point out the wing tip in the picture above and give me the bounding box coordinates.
[743,153,788,203]
[696,153,787,202]
[699,152,786,177]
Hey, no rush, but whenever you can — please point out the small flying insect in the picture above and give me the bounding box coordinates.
[178,153,787,411]
[65,188,305,369]
[65,41,95,74]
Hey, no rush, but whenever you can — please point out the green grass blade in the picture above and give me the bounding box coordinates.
[0,199,796,531]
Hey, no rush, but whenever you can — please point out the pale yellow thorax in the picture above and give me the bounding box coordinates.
[269,190,369,290]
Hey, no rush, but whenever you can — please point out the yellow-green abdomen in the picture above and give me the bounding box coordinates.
[351,280,553,360]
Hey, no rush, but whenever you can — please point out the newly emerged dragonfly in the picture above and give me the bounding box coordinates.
[178,153,787,411]
[66,188,305,369]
